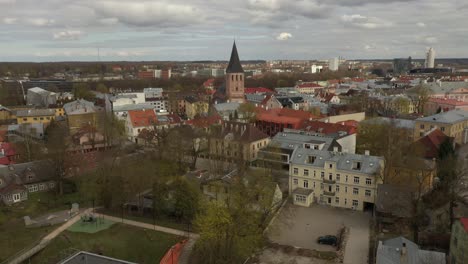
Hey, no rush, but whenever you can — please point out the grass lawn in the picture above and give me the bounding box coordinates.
[31,223,183,264]
[98,209,192,232]
[0,191,88,262]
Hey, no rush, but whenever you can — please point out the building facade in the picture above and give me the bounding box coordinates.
[16,109,56,125]
[450,218,468,264]
[414,110,468,145]
[289,148,384,211]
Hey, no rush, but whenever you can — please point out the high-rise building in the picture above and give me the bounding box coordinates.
[328,57,339,71]
[425,47,435,68]
[225,42,245,103]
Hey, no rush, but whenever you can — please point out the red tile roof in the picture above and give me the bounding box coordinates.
[416,129,451,159]
[185,114,222,128]
[351,78,366,82]
[460,218,468,233]
[428,98,468,106]
[298,120,356,135]
[128,109,157,127]
[245,87,273,94]
[256,107,319,126]
[203,78,215,87]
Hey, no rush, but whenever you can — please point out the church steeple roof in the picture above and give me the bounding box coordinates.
[226,41,244,73]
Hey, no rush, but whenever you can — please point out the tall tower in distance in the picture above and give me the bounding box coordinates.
[425,47,435,68]
[225,41,245,103]
[328,57,339,71]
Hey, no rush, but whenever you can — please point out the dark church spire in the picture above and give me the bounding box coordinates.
[226,41,244,73]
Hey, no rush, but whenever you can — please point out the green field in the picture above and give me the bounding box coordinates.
[31,224,183,264]
[0,191,86,262]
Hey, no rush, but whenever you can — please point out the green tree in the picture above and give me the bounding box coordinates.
[72,83,94,101]
[238,103,257,123]
[407,84,433,114]
[172,178,200,222]
[96,83,109,93]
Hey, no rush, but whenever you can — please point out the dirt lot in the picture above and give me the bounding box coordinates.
[253,248,334,264]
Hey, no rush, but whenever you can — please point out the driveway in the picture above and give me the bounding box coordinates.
[267,203,370,263]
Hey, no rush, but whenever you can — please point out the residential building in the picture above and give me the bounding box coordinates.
[329,57,339,71]
[259,94,283,109]
[424,98,468,115]
[425,47,435,68]
[319,112,366,124]
[209,121,270,162]
[126,109,157,143]
[185,96,209,119]
[256,131,342,171]
[413,128,453,159]
[137,70,155,79]
[294,82,323,94]
[0,142,17,165]
[450,218,468,264]
[63,99,102,133]
[16,109,56,125]
[289,148,384,211]
[414,109,468,144]
[420,81,468,102]
[224,42,245,103]
[0,105,13,123]
[214,102,241,121]
[311,64,323,73]
[0,161,55,205]
[376,236,445,264]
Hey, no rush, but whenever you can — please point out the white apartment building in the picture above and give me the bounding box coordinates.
[289,148,384,211]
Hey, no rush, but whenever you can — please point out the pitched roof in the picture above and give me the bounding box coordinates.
[415,129,451,159]
[128,109,157,127]
[203,79,215,87]
[256,107,319,126]
[185,114,222,128]
[296,83,323,88]
[427,97,468,106]
[297,120,356,136]
[226,42,244,73]
[216,121,269,143]
[416,109,468,124]
[16,109,56,117]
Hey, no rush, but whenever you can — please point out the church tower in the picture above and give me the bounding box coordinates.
[225,42,245,103]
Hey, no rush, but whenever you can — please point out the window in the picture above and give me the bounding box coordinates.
[441,127,445,132]
[23,118,27,121]
[352,200,358,207]
[420,124,424,129]
[304,169,309,176]
[46,117,51,120]
[336,174,340,181]
[308,156,316,163]
[365,190,371,197]
[345,175,348,182]
[329,164,333,169]
[320,183,324,190]
[336,185,340,192]
[352,162,361,170]
[295,195,306,203]
[353,188,359,195]
[345,186,348,193]
[354,177,360,184]
[366,178,372,185]
[344,198,347,205]
[40,117,44,120]
[329,173,333,180]
[314,171,316,177]
[321,172,324,178]
[419,132,424,136]
[293,178,298,185]
[49,182,55,188]
[335,197,339,204]
[313,182,316,188]
[33,117,38,120]
[39,184,45,191]
[328,197,332,204]
[293,168,298,175]
[304,180,309,188]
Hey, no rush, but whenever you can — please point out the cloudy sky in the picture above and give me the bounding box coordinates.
[0,0,467,61]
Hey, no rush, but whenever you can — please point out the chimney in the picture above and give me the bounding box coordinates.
[365,150,370,156]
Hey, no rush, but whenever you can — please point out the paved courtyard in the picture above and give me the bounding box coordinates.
[267,203,371,264]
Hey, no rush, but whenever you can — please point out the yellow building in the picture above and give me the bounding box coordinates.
[414,109,468,145]
[54,108,65,117]
[16,109,56,125]
[209,122,270,162]
[185,96,209,119]
[0,105,13,122]
[289,149,384,211]
[63,100,101,133]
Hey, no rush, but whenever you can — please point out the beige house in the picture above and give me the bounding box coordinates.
[289,148,384,211]
[414,109,468,145]
[185,96,209,119]
[209,121,270,162]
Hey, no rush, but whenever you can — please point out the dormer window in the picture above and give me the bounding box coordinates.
[352,162,362,170]
[308,156,316,163]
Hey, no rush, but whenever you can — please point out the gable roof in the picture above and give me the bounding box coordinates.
[296,120,356,136]
[128,109,157,127]
[216,121,269,143]
[226,42,244,73]
[245,87,273,94]
[416,109,468,124]
[415,129,451,159]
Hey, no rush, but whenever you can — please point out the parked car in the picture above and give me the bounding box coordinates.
[317,235,337,246]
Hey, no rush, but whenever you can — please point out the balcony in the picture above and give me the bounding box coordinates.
[323,191,335,196]
[323,178,336,184]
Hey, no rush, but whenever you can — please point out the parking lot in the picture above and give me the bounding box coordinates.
[267,203,371,263]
